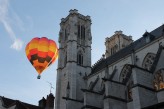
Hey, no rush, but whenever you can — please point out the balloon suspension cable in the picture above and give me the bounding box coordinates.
[37,74,41,79]
[47,81,54,94]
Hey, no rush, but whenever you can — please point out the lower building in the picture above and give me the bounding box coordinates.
[0,93,54,109]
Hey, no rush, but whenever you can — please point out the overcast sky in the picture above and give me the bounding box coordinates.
[0,0,164,105]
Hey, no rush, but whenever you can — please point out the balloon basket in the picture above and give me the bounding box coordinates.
[37,75,41,79]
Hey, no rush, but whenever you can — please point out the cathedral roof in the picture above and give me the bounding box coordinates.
[90,24,164,77]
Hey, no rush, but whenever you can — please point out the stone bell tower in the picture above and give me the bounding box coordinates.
[55,9,92,109]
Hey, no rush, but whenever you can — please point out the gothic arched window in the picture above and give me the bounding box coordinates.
[153,69,164,91]
[77,51,83,66]
[65,29,68,41]
[119,64,132,83]
[142,53,156,71]
[77,24,85,45]
[111,45,118,55]
[65,25,70,41]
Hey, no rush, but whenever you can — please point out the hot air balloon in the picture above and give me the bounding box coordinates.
[25,37,58,79]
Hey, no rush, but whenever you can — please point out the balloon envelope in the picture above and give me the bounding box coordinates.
[25,37,58,78]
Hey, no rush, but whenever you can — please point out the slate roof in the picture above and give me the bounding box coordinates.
[90,24,164,76]
[0,96,43,109]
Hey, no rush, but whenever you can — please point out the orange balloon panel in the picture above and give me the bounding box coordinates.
[25,37,58,75]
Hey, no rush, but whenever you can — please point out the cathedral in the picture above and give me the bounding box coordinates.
[55,9,164,109]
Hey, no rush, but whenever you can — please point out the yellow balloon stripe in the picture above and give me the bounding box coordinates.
[49,46,56,51]
[29,43,38,49]
[38,45,49,52]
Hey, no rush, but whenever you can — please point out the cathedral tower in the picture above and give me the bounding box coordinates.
[55,9,92,109]
[105,31,133,57]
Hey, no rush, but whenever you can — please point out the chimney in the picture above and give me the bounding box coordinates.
[45,93,55,109]
[39,97,46,108]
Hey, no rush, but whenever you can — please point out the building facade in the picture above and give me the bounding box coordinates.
[55,9,164,109]
[0,93,54,109]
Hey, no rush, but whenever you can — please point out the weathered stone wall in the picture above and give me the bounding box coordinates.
[132,68,154,88]
[84,91,103,108]
[132,68,157,109]
[105,81,126,100]
[127,101,133,109]
[104,98,127,109]
[66,100,83,109]
[157,90,164,103]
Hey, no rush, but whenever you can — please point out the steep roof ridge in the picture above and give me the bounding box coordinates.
[91,57,105,69]
[150,24,164,37]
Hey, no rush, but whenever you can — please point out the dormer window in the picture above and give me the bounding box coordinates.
[145,36,150,43]
[143,32,155,43]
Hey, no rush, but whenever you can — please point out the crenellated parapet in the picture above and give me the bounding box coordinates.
[60,9,91,25]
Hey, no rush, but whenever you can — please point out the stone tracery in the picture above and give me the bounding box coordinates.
[142,53,156,71]
[119,64,132,83]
